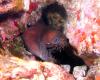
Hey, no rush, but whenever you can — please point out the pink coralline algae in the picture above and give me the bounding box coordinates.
[64,0,100,57]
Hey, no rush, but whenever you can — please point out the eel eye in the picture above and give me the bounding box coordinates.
[27,22,32,28]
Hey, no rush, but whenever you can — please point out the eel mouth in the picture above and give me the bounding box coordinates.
[45,36,69,54]
[46,43,65,53]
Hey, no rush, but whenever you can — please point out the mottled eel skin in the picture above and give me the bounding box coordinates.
[22,2,85,68]
[22,19,68,63]
[22,2,68,63]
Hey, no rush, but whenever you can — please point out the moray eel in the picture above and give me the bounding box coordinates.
[22,2,85,67]
[22,2,68,63]
[22,19,68,63]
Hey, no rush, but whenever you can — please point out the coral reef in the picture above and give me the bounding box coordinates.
[0,0,99,80]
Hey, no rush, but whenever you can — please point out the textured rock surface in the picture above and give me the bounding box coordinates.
[0,50,74,80]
